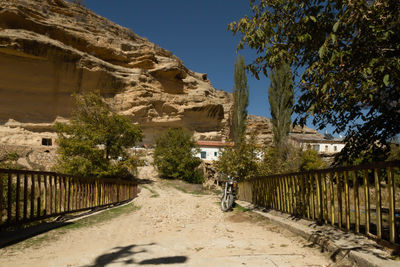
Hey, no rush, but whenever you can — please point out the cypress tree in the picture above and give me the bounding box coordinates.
[232,55,249,146]
[268,63,294,150]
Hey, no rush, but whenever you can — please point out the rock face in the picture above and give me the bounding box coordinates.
[246,115,323,146]
[0,0,232,144]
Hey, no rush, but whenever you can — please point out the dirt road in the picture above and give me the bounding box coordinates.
[0,176,339,267]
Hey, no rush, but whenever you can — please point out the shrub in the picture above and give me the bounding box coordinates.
[257,145,302,176]
[299,149,325,172]
[215,138,259,179]
[153,129,203,184]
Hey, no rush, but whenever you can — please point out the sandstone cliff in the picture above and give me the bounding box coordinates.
[0,0,232,144]
[247,115,324,146]
[0,0,323,150]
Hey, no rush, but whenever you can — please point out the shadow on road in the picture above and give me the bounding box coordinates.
[134,178,155,185]
[83,243,188,267]
[139,256,188,265]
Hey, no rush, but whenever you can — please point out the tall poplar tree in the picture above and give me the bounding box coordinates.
[268,63,294,150]
[232,54,249,146]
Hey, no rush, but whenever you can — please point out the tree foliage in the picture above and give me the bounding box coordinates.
[0,152,19,169]
[268,63,294,150]
[232,54,250,146]
[215,137,259,179]
[299,150,325,172]
[153,128,203,184]
[54,92,143,179]
[258,145,305,175]
[229,0,400,161]
[216,139,325,179]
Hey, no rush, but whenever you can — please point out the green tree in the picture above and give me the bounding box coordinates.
[54,92,143,179]
[215,132,259,179]
[232,54,250,146]
[256,147,284,176]
[299,150,325,172]
[268,63,294,151]
[257,145,301,175]
[229,0,400,161]
[153,128,203,184]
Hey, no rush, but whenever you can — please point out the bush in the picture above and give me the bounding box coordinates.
[153,129,203,184]
[299,149,325,172]
[257,145,302,175]
[215,137,259,179]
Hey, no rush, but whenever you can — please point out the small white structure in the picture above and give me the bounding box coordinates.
[305,142,345,154]
[291,133,345,155]
[195,141,234,161]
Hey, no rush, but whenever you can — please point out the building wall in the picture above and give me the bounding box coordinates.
[300,142,345,154]
[195,147,221,161]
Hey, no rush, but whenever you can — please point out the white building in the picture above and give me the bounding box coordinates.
[195,141,234,161]
[290,133,345,155]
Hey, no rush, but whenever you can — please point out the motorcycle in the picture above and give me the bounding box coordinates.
[221,175,237,212]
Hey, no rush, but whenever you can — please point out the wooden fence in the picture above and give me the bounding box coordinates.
[0,168,137,228]
[237,160,400,245]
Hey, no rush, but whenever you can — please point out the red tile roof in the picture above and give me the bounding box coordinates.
[196,141,234,147]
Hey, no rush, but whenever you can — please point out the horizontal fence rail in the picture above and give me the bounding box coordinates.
[0,168,137,229]
[237,160,400,245]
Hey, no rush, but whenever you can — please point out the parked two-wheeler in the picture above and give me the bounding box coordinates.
[221,175,237,212]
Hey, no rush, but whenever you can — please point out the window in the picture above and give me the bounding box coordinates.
[313,145,320,151]
[42,138,52,146]
[334,146,337,151]
[325,145,329,152]
[201,151,207,159]
[214,152,218,157]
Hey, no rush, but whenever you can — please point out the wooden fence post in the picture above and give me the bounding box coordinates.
[0,174,3,224]
[16,173,20,223]
[23,174,28,221]
[316,173,323,223]
[30,174,34,219]
[374,168,382,239]
[44,175,48,216]
[7,173,11,223]
[337,172,343,229]
[344,171,350,231]
[353,171,360,233]
[37,174,41,217]
[387,167,395,243]
[363,170,370,235]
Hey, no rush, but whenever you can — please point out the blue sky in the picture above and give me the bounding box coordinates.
[84,0,330,135]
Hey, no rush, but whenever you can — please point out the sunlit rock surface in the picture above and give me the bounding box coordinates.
[0,0,232,144]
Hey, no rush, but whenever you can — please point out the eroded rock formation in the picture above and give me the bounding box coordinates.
[246,115,324,146]
[0,0,232,144]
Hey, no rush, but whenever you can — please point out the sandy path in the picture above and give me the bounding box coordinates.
[0,177,337,267]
